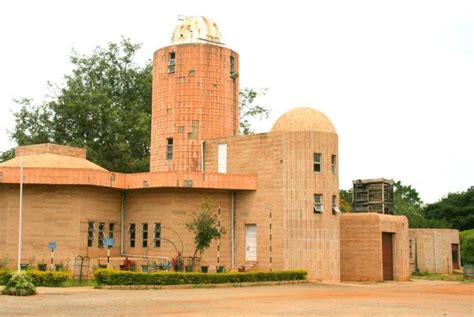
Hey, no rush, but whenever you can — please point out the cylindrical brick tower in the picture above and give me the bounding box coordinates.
[150,16,239,172]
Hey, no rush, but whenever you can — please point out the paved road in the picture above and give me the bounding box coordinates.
[0,280,472,316]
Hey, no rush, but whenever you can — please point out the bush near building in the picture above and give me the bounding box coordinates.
[0,270,69,287]
[95,269,307,286]
[460,229,474,264]
[2,272,36,296]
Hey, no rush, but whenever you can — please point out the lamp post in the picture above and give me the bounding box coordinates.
[17,154,24,272]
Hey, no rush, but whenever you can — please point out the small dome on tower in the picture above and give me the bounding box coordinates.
[271,107,337,134]
[171,16,223,45]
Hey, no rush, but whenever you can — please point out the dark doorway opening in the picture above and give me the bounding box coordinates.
[452,244,460,270]
[382,232,394,280]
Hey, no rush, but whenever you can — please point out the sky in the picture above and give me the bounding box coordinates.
[0,0,472,203]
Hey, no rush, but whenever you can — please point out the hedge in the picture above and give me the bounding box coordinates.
[95,269,307,286]
[461,229,474,264]
[0,270,69,287]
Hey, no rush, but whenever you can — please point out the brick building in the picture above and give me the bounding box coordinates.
[0,16,411,282]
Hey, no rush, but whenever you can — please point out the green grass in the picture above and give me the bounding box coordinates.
[412,272,474,283]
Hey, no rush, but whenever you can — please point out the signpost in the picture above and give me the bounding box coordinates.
[48,241,56,270]
[103,239,114,266]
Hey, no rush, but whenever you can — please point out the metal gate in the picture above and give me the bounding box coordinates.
[73,255,90,285]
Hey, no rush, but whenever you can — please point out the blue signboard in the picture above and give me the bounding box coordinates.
[103,238,114,247]
[48,242,57,250]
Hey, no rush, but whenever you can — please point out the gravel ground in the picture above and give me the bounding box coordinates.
[0,280,472,316]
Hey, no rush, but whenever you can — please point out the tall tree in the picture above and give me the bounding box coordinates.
[239,88,270,135]
[9,38,152,173]
[393,181,449,228]
[2,39,270,171]
[423,186,474,231]
[339,189,353,212]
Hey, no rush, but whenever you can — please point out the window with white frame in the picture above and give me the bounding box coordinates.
[314,153,322,172]
[168,52,176,73]
[332,195,340,214]
[166,138,173,160]
[314,194,323,213]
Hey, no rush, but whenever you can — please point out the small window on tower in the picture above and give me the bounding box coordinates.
[314,194,323,213]
[331,155,337,175]
[166,138,173,160]
[230,56,235,78]
[332,195,340,214]
[313,153,322,172]
[168,52,176,73]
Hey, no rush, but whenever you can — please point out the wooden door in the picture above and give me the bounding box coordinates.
[245,224,257,262]
[452,244,460,270]
[382,232,394,280]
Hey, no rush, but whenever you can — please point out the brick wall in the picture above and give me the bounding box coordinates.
[124,188,231,272]
[0,185,121,269]
[204,129,340,281]
[150,44,239,172]
[15,144,86,158]
[340,213,410,282]
[409,229,460,273]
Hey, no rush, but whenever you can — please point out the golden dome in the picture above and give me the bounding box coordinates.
[171,16,223,45]
[271,107,337,134]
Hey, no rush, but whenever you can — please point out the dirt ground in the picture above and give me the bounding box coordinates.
[0,280,472,316]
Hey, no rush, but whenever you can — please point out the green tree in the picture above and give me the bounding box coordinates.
[339,189,352,212]
[422,186,474,231]
[393,181,449,228]
[2,39,270,171]
[8,38,152,172]
[239,88,270,135]
[185,198,224,269]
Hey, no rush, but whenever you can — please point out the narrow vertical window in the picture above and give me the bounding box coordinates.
[168,52,176,73]
[129,223,136,248]
[166,138,173,160]
[98,222,105,248]
[332,195,340,214]
[313,153,322,172]
[331,155,337,175]
[109,223,115,240]
[87,222,95,247]
[153,223,161,248]
[142,223,148,248]
[230,55,235,77]
[314,194,323,213]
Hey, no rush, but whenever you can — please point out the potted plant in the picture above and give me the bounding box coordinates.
[171,252,184,272]
[37,260,47,271]
[216,265,225,273]
[119,257,136,271]
[185,198,224,272]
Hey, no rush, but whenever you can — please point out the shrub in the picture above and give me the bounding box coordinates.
[0,270,12,285]
[27,270,69,287]
[0,270,69,287]
[2,272,36,296]
[461,230,474,264]
[95,269,307,286]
